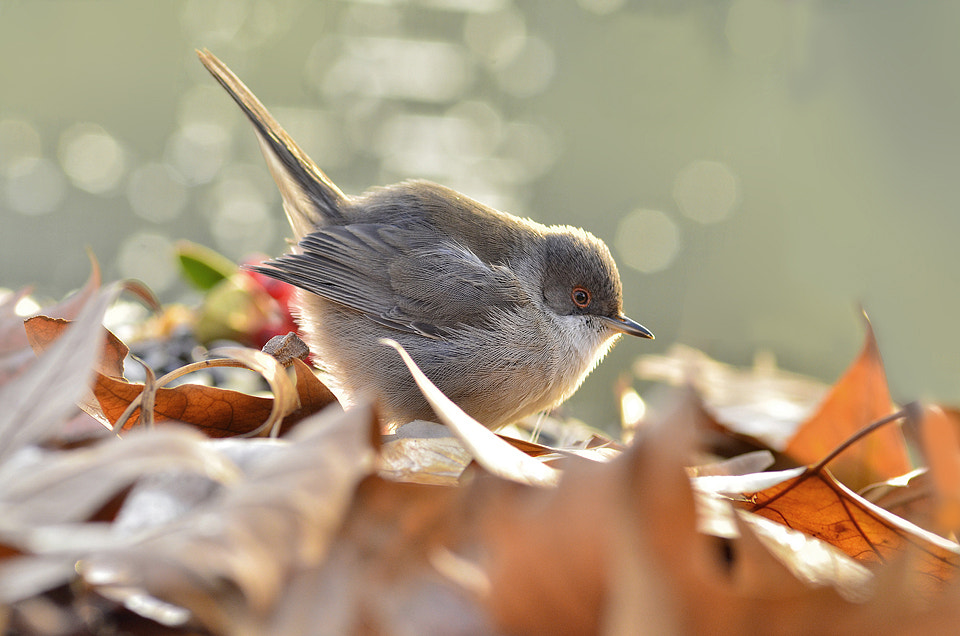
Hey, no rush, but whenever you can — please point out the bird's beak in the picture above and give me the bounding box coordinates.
[600,314,655,339]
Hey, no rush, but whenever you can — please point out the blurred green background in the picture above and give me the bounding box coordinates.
[2,0,958,429]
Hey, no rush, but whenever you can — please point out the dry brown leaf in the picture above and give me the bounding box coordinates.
[91,354,335,439]
[94,374,277,437]
[25,309,337,440]
[785,314,910,490]
[24,315,128,378]
[740,466,960,591]
[918,406,960,533]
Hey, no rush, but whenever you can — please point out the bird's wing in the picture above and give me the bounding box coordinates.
[250,224,528,337]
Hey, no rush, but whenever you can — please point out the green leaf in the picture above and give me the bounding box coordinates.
[176,241,238,291]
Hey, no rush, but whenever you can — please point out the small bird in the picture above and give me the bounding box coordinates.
[198,49,653,429]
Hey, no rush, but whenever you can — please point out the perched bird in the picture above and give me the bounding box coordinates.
[198,49,653,429]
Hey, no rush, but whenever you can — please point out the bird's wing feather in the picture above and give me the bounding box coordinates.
[250,224,528,337]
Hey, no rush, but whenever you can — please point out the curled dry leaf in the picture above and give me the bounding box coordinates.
[95,357,336,438]
[382,338,560,488]
[208,346,300,437]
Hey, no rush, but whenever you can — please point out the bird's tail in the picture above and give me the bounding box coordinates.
[197,49,347,238]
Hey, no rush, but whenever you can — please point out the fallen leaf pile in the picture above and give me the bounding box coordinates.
[4,265,960,635]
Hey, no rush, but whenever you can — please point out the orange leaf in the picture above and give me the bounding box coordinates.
[26,314,337,438]
[24,315,128,378]
[93,374,276,437]
[741,467,960,592]
[784,314,909,489]
[93,359,337,438]
[919,406,960,531]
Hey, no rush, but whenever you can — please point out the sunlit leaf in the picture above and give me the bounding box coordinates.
[382,338,559,487]
[25,315,128,378]
[785,314,910,489]
[739,466,960,590]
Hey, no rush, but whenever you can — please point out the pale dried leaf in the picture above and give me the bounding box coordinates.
[0,285,120,461]
[382,338,559,488]
[688,449,775,477]
[736,509,874,602]
[0,426,239,528]
[79,404,377,634]
[379,420,471,485]
[635,345,828,449]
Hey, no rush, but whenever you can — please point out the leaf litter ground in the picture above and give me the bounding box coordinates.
[3,266,960,634]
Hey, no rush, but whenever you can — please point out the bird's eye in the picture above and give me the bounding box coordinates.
[571,286,591,308]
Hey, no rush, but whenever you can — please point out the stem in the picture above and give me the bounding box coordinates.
[809,402,917,475]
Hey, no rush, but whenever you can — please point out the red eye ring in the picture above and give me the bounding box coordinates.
[571,286,591,308]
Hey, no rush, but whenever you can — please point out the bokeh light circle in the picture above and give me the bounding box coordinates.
[615,209,681,273]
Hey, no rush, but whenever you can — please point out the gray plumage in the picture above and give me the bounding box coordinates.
[198,49,653,429]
